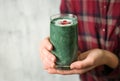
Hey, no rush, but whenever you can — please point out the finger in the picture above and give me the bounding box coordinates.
[71,58,94,69]
[47,68,58,74]
[41,48,56,62]
[43,37,53,50]
[43,61,55,70]
[40,37,53,60]
[55,69,79,75]
[73,66,95,74]
[41,55,55,69]
[40,37,53,55]
[47,69,77,75]
[40,48,56,69]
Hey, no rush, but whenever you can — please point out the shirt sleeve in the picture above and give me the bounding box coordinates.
[105,54,120,78]
[102,56,120,78]
[102,29,120,79]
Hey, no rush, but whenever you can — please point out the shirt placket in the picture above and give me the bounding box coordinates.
[100,1,108,49]
[101,1,107,32]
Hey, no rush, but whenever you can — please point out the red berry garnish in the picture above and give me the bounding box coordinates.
[60,20,71,25]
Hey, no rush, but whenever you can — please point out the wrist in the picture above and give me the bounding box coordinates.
[103,50,119,69]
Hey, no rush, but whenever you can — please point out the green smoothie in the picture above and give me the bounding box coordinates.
[50,14,78,70]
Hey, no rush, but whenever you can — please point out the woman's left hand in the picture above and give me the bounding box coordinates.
[47,49,118,75]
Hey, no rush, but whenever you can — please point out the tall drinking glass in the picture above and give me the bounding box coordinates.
[50,14,78,70]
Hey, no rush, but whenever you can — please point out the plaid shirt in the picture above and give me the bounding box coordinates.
[60,0,120,81]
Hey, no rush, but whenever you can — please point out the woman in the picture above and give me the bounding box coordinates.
[40,0,120,81]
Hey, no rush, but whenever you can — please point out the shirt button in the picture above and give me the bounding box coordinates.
[115,27,120,35]
[104,6,106,9]
[102,28,105,32]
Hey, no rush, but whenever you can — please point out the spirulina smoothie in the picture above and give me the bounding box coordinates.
[50,14,78,70]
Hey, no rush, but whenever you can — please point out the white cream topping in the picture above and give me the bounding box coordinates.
[55,19,73,27]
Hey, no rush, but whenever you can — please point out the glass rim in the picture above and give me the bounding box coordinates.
[50,13,77,21]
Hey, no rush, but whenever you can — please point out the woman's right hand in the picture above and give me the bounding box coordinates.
[39,37,56,70]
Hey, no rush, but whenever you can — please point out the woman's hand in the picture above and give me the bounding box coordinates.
[39,38,119,75]
[39,37,56,70]
[47,49,119,75]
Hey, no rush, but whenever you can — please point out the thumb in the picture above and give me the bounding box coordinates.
[78,51,89,60]
[70,58,93,69]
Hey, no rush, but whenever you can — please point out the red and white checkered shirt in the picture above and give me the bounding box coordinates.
[60,0,120,81]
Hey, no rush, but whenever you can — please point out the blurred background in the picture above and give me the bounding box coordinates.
[0,0,80,81]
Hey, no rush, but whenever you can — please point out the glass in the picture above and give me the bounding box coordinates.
[50,14,78,70]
